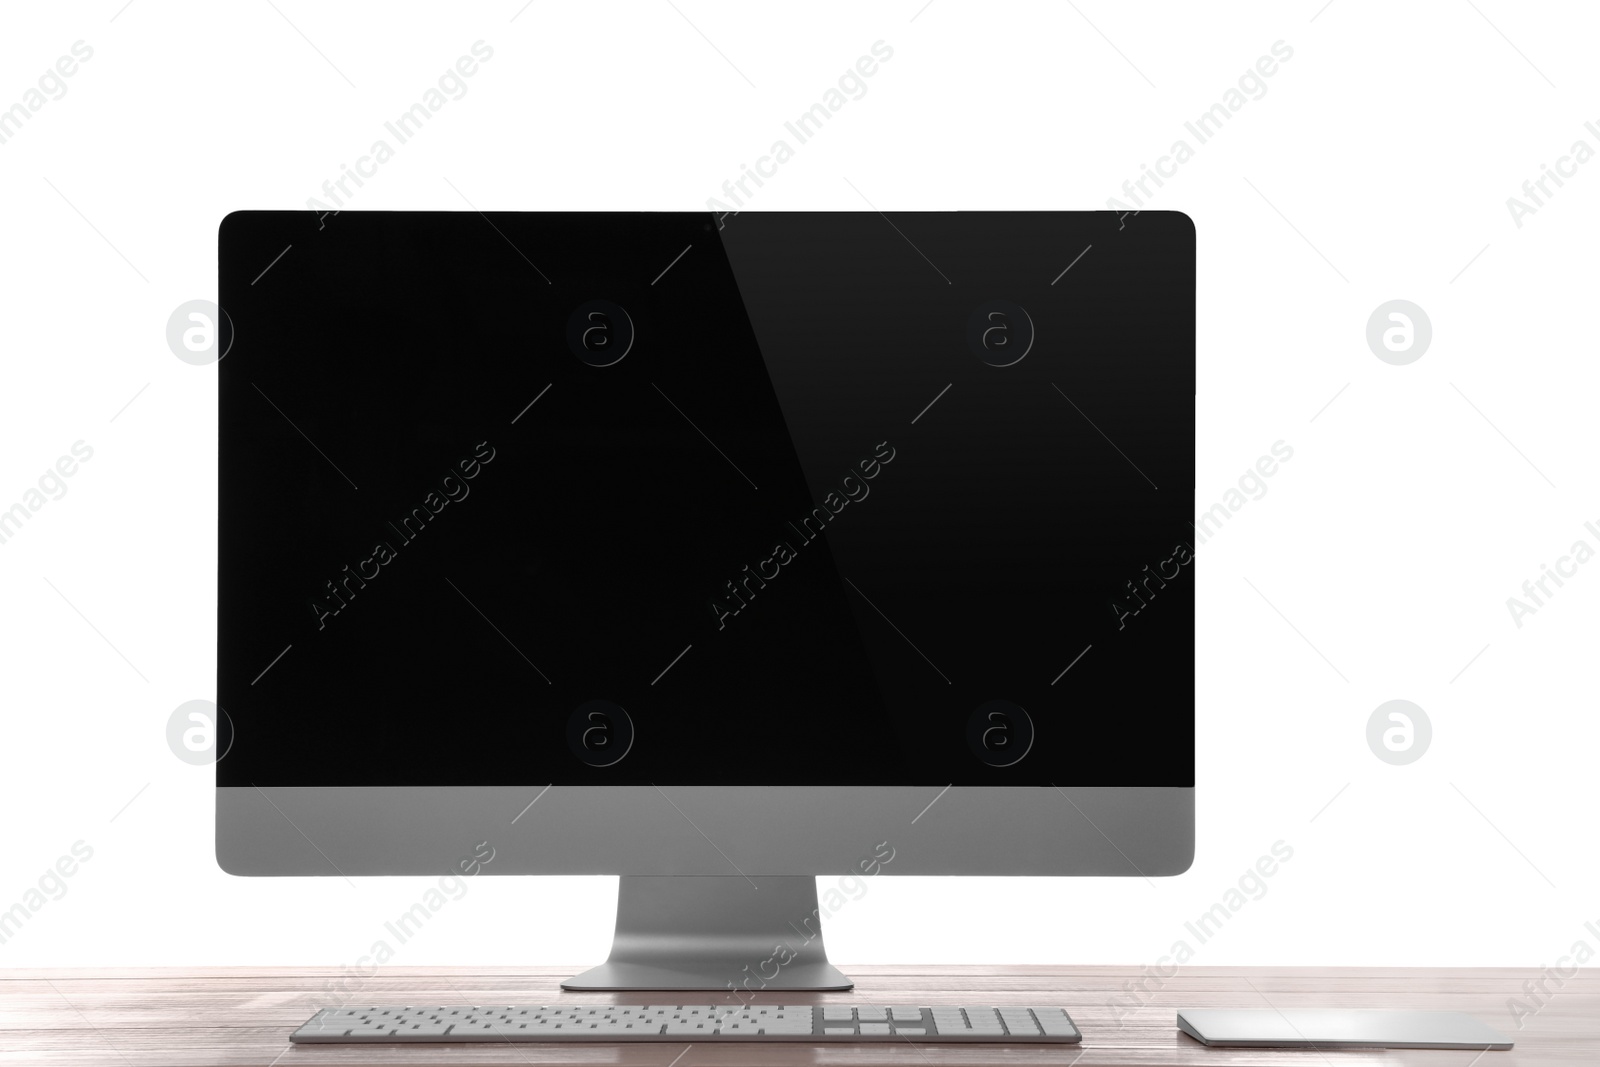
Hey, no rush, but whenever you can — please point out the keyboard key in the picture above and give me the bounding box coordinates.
[1027,1007,1080,1038]
[998,1008,1041,1036]
[822,1006,853,1021]
[860,1022,892,1035]
[857,1006,888,1021]
[891,1006,923,1021]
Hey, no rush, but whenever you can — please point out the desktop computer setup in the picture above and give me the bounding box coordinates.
[215,210,1508,1052]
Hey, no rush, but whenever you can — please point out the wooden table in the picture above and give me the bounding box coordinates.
[2,965,1593,1066]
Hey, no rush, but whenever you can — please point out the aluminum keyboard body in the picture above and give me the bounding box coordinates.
[291,1004,1082,1043]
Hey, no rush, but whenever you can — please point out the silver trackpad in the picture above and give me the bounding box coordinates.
[1177,1009,1512,1050]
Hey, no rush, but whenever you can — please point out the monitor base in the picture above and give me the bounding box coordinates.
[562,875,853,991]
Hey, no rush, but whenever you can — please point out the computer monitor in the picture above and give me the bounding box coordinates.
[216,210,1195,992]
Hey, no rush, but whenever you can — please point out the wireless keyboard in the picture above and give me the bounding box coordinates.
[291,1004,1082,1043]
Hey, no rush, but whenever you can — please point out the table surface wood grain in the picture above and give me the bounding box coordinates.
[1,965,1592,1066]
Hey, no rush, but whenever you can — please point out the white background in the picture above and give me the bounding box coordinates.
[1,0,1596,974]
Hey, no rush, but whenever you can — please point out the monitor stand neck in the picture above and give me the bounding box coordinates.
[561,875,853,991]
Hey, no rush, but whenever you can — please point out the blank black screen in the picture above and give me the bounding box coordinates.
[218,211,1194,787]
